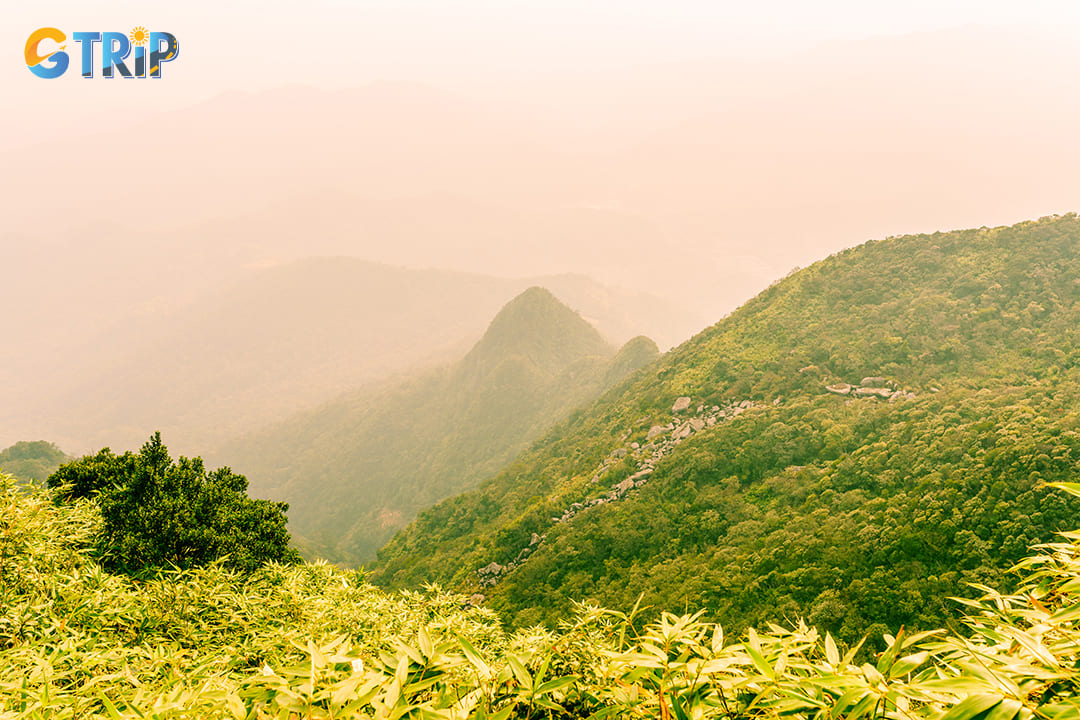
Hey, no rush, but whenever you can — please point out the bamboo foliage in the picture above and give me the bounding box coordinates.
[5,474,1080,719]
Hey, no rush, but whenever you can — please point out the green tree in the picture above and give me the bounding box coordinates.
[48,432,300,574]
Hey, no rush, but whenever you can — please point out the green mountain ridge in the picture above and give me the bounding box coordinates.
[215,287,659,565]
[372,213,1080,639]
[0,441,70,486]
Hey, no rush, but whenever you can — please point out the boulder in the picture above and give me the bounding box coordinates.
[672,396,692,412]
[646,425,668,440]
[480,562,504,575]
[861,376,886,388]
[825,383,852,395]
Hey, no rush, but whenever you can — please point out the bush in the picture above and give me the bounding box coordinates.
[47,432,300,574]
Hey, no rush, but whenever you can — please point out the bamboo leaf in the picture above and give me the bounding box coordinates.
[418,626,434,658]
[941,694,1006,720]
[825,633,840,666]
[534,676,577,697]
[507,655,533,690]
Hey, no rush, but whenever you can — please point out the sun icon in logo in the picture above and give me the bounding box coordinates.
[129,26,149,46]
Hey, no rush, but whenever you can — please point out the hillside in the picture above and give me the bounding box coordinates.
[0,441,69,485]
[373,214,1080,638]
[215,288,659,565]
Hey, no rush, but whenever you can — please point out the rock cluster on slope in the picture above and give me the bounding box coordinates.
[824,376,919,401]
[473,396,759,589]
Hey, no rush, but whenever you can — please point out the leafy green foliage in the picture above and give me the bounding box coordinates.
[6,471,1080,719]
[373,214,1080,637]
[48,433,300,574]
[0,440,69,485]
[216,287,659,564]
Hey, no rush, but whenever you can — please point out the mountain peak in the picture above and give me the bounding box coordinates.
[466,287,612,373]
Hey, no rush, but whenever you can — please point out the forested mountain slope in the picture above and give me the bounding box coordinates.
[0,441,69,486]
[373,214,1080,639]
[217,288,659,565]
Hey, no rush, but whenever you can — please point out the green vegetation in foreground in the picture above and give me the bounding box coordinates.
[217,287,659,565]
[5,471,1080,719]
[373,214,1080,637]
[47,433,300,575]
[0,440,69,485]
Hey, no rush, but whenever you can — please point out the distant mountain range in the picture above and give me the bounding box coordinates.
[1,259,688,455]
[214,287,658,564]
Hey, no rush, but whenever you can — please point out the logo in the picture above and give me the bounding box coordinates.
[26,27,179,79]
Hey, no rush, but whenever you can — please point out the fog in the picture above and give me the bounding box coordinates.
[4,2,1080,454]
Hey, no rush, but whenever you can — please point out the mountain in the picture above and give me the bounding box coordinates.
[214,287,659,565]
[372,214,1080,639]
[2,259,685,455]
[0,441,70,486]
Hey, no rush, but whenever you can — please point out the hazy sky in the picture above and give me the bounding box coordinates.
[7,0,1080,453]
[6,1,1080,113]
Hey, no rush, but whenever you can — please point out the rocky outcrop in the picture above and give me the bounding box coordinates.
[474,395,760,589]
[646,425,668,440]
[473,377,923,592]
[826,377,918,402]
[854,386,893,398]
